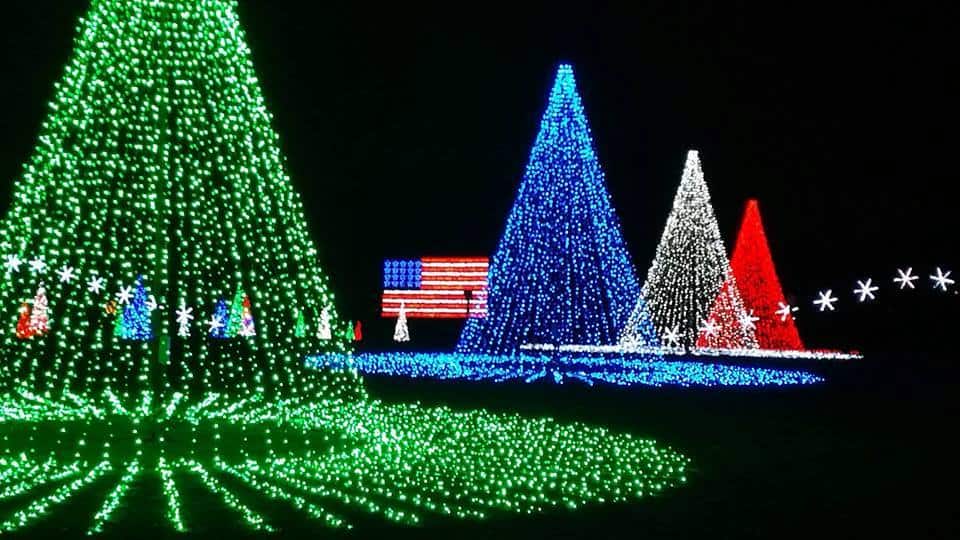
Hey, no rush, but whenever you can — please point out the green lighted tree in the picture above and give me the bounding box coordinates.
[225,287,246,338]
[0,0,355,404]
[294,309,306,338]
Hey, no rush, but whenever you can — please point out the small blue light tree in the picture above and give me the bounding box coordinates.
[119,276,154,341]
[209,298,230,339]
[457,64,658,353]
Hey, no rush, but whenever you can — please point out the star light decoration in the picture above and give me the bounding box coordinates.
[854,278,878,302]
[175,302,194,338]
[738,310,760,331]
[87,275,105,294]
[28,257,47,274]
[929,267,955,292]
[0,0,693,534]
[57,265,77,283]
[775,302,798,322]
[115,286,133,305]
[894,267,918,289]
[206,314,225,334]
[813,290,838,312]
[3,254,22,272]
[698,319,718,338]
[662,325,682,348]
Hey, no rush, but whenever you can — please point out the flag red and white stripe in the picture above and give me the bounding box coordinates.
[381,257,488,319]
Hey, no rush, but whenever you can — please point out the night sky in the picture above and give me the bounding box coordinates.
[1,2,955,351]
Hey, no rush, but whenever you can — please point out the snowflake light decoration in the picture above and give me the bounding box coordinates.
[853,279,878,302]
[893,267,918,289]
[3,254,22,273]
[930,267,955,291]
[813,290,838,312]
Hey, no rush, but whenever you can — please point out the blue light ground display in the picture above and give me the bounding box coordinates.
[456,64,658,354]
[309,353,823,387]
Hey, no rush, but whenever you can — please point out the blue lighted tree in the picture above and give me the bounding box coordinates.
[209,298,230,339]
[457,64,658,353]
[118,276,153,341]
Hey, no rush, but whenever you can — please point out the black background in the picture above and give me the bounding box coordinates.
[0,3,958,538]
[0,2,956,349]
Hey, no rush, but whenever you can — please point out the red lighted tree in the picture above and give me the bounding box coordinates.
[15,302,33,339]
[353,320,363,342]
[727,199,804,350]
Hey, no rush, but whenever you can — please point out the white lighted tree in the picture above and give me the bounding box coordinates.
[620,150,757,349]
[393,302,410,343]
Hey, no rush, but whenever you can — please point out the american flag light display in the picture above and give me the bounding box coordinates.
[381,257,488,319]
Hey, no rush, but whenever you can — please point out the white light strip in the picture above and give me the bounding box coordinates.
[421,280,488,287]
[384,307,489,314]
[420,271,488,277]
[520,343,863,360]
[421,262,489,268]
[688,347,863,360]
[382,299,487,305]
[520,343,667,354]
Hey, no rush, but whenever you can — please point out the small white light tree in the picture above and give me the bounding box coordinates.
[393,302,410,343]
[317,306,332,340]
